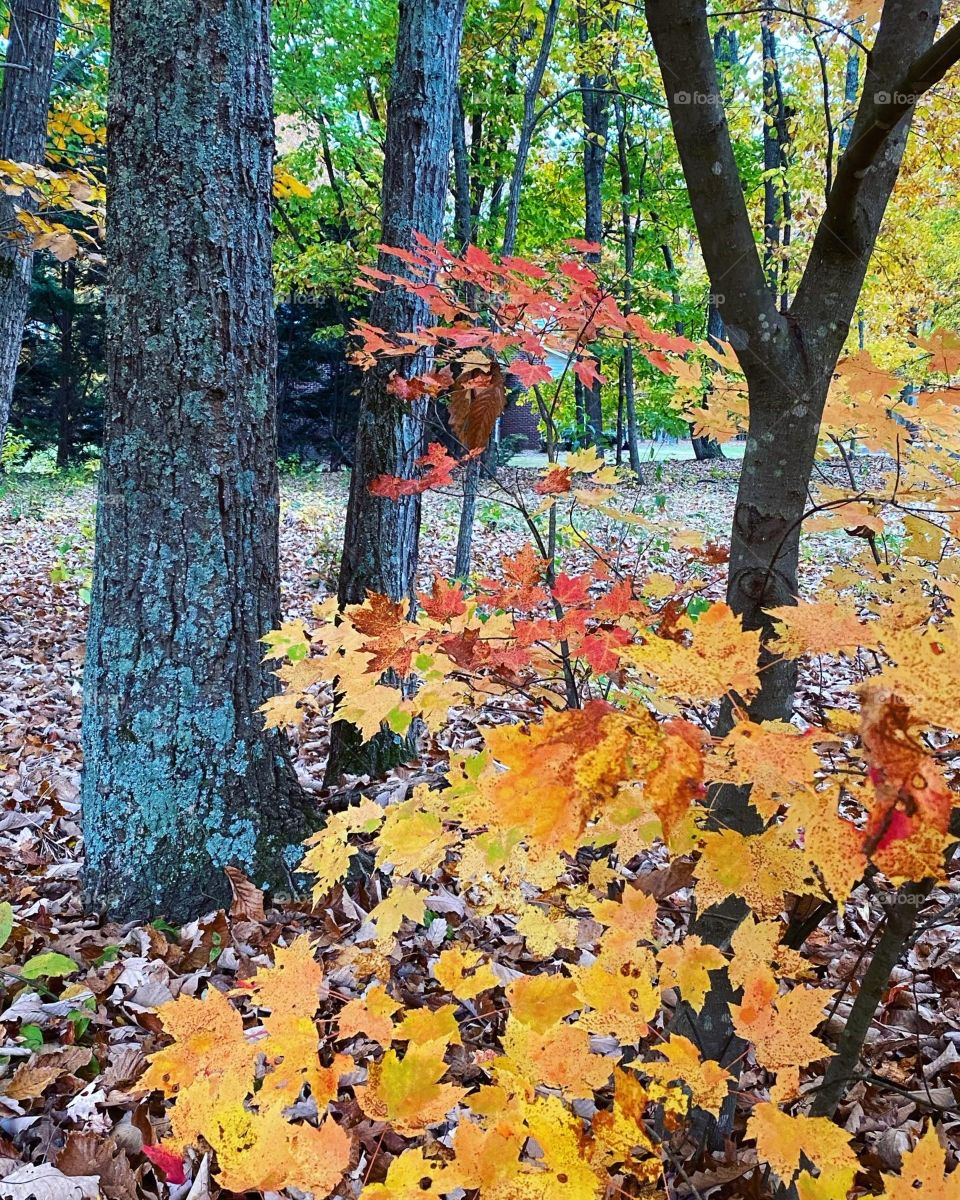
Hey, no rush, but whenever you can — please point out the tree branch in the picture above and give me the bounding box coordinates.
[645,0,786,360]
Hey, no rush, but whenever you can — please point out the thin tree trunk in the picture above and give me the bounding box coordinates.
[454,14,554,580]
[578,4,610,445]
[326,0,466,785]
[0,0,59,456]
[692,304,727,461]
[501,0,560,258]
[55,259,76,467]
[452,88,472,252]
[613,97,642,478]
[82,0,310,923]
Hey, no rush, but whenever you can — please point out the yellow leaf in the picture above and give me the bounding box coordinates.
[880,1124,957,1199]
[748,1102,857,1195]
[641,1035,731,1117]
[368,884,426,945]
[356,1041,465,1134]
[657,936,726,1012]
[433,946,499,1000]
[506,972,581,1033]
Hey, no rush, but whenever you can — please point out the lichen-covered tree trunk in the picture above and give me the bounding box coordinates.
[82,0,310,922]
[0,0,59,455]
[326,0,465,784]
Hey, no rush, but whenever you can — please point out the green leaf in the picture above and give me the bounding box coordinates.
[20,951,80,980]
[0,901,13,948]
[19,1024,44,1052]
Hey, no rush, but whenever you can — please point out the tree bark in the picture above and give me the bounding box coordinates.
[578,4,610,445]
[82,0,310,923]
[501,0,560,258]
[327,0,466,784]
[613,97,642,478]
[0,0,59,456]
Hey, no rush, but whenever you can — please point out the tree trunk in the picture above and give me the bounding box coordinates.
[0,0,59,456]
[578,5,610,446]
[692,304,726,461]
[453,15,551,582]
[326,0,465,785]
[82,0,310,923]
[56,259,76,467]
[501,0,560,258]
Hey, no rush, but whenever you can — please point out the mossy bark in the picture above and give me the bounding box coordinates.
[82,0,311,923]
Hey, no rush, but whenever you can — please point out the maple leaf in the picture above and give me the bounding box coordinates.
[506,972,581,1033]
[417,573,466,623]
[657,937,726,1012]
[499,1017,612,1098]
[748,1102,858,1196]
[626,602,761,704]
[141,1145,186,1185]
[591,1068,658,1176]
[369,442,464,498]
[768,599,877,658]
[375,791,457,877]
[880,1124,957,1199]
[591,885,658,950]
[245,938,326,1020]
[710,721,820,813]
[695,825,816,918]
[534,463,574,495]
[261,618,311,661]
[728,918,810,994]
[356,1041,465,1134]
[876,617,960,730]
[368,884,427,944]
[574,946,660,1045]
[433,945,499,1000]
[522,1093,608,1195]
[359,1147,456,1200]
[731,979,832,1072]
[337,985,400,1045]
[139,986,255,1108]
[450,1115,526,1193]
[642,1036,732,1117]
[393,1004,462,1046]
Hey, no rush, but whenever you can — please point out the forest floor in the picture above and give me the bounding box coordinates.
[0,460,958,1198]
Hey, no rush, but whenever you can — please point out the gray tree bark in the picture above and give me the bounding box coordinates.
[578,4,610,445]
[326,0,466,783]
[0,0,59,456]
[82,0,310,922]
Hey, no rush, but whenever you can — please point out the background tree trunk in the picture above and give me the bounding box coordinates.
[82,0,309,923]
[578,4,610,445]
[0,0,59,456]
[327,0,466,784]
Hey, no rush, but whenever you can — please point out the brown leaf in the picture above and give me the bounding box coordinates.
[449,361,505,450]
[3,1048,92,1101]
[225,866,266,922]
[57,1134,140,1200]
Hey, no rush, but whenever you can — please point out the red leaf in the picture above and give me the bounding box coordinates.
[143,1145,186,1185]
